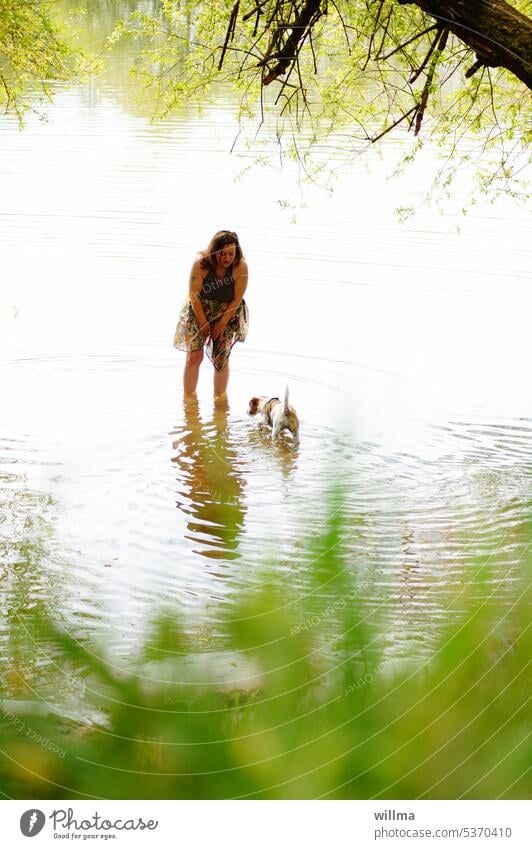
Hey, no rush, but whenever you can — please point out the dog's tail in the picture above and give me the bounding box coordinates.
[283,384,290,414]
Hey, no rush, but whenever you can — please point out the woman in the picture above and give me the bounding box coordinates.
[173,230,249,396]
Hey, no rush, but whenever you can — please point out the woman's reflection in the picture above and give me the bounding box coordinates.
[170,395,246,560]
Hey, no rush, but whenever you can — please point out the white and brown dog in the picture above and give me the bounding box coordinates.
[248,386,300,447]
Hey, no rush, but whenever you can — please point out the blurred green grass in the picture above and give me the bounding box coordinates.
[0,495,530,800]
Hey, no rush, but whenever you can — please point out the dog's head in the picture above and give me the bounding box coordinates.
[247,396,262,416]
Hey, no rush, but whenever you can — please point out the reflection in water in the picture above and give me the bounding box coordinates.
[0,463,64,699]
[170,395,246,561]
[64,0,193,118]
[246,422,300,482]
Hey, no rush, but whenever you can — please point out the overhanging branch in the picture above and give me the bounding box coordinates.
[398,0,532,89]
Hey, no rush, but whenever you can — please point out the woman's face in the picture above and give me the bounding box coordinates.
[216,243,236,269]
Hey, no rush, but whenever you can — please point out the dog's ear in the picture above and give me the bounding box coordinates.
[248,397,260,415]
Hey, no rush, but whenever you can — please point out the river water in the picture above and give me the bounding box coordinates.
[0,4,531,671]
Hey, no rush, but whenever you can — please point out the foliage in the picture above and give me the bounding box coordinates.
[109,0,531,206]
[1,2,529,204]
[0,0,88,119]
[1,495,530,800]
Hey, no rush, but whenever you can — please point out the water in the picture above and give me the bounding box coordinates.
[0,14,531,673]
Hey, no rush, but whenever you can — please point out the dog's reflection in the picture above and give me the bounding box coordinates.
[171,394,246,560]
[247,423,299,481]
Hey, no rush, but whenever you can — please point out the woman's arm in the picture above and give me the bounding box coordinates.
[188,257,210,338]
[211,260,248,338]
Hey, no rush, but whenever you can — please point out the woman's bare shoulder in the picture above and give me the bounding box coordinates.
[235,257,249,275]
[190,254,207,275]
[189,255,207,291]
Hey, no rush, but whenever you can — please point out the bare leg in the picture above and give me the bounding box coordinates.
[183,349,204,395]
[214,362,230,397]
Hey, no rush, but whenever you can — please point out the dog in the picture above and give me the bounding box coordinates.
[248,386,300,447]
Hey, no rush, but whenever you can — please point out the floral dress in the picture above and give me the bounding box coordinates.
[173,267,249,372]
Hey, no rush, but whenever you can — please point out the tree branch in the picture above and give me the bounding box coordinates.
[379,25,438,61]
[369,104,418,142]
[398,0,532,89]
[414,27,449,135]
[261,0,325,85]
[409,25,445,84]
[218,1,240,71]
[362,0,385,70]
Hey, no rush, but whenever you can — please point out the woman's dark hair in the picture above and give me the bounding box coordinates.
[200,230,243,270]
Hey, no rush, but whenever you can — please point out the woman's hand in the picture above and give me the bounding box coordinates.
[210,319,227,340]
[199,322,211,342]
